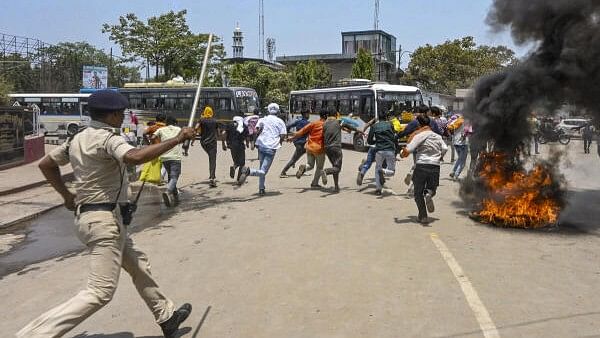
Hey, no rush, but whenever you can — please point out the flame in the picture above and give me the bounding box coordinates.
[474,152,561,228]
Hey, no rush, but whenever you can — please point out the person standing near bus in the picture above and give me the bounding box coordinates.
[290,111,328,188]
[244,111,260,150]
[195,106,219,188]
[582,122,595,154]
[400,114,448,224]
[320,108,363,193]
[18,90,195,338]
[280,110,310,177]
[237,103,287,195]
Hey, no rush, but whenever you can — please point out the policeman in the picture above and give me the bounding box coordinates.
[17,90,196,338]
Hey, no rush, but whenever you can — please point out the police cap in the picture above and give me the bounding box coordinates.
[88,90,129,111]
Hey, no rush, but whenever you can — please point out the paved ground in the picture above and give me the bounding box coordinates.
[0,139,599,337]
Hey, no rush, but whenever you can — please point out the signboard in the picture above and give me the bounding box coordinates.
[82,65,108,89]
[0,107,26,166]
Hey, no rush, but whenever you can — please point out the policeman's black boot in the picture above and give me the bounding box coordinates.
[160,303,192,338]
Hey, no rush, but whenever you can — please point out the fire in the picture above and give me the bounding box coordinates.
[474,152,562,228]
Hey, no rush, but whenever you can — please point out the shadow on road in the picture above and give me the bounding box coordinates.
[73,327,192,338]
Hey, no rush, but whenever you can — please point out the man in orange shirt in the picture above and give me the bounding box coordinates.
[289,111,327,188]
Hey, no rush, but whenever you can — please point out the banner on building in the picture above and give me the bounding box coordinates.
[82,66,108,89]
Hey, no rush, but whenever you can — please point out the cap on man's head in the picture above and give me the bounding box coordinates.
[88,90,128,111]
[267,103,280,115]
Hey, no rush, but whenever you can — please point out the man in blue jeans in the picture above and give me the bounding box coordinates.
[154,116,183,207]
[366,111,397,195]
[238,103,287,195]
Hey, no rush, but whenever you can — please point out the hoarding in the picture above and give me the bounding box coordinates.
[82,66,108,89]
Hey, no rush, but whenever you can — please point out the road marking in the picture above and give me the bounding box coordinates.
[430,233,501,338]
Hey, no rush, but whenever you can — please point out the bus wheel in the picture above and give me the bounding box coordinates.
[353,134,367,152]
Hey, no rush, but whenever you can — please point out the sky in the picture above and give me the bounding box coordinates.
[0,0,529,68]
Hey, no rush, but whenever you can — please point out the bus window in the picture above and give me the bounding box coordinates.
[359,94,374,122]
[218,98,232,111]
[338,92,350,115]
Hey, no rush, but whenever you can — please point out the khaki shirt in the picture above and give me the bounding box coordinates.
[48,120,135,205]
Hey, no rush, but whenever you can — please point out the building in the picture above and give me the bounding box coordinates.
[277,30,399,83]
[224,24,284,81]
[232,23,244,58]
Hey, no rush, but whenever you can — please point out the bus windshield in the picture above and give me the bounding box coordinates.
[376,91,422,113]
[234,90,259,114]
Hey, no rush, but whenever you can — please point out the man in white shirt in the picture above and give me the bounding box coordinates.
[238,103,287,195]
[401,115,448,224]
[154,116,183,206]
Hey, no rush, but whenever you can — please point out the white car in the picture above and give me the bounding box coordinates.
[556,118,589,137]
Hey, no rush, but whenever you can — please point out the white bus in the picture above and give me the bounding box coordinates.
[9,93,91,137]
[289,83,424,151]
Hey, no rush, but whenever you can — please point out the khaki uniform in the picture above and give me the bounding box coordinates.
[17,121,174,338]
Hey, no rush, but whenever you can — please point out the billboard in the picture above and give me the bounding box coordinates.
[82,66,108,89]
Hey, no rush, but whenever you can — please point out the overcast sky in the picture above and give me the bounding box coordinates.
[1,0,529,67]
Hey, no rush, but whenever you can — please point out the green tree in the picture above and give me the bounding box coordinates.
[227,62,294,107]
[291,60,331,90]
[102,10,223,81]
[351,48,374,80]
[39,42,141,92]
[403,36,516,94]
[0,76,13,105]
[0,54,37,92]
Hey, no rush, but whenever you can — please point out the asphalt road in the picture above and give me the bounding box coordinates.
[1,138,599,337]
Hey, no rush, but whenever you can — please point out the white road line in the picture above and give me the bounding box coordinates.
[430,233,501,338]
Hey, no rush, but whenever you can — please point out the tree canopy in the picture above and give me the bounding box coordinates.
[0,76,12,105]
[102,10,223,81]
[403,36,516,94]
[351,48,374,80]
[227,60,332,107]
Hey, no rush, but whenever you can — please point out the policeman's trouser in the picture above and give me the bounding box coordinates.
[17,210,175,338]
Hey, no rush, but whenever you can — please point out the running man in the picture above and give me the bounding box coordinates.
[366,110,397,196]
[222,115,248,183]
[320,109,362,193]
[290,111,328,188]
[195,106,220,188]
[400,115,448,224]
[238,103,287,195]
[280,110,310,177]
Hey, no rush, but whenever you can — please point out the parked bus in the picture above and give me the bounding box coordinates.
[118,82,260,124]
[9,93,91,137]
[289,83,424,151]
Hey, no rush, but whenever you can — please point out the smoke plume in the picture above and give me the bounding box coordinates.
[468,0,600,152]
[462,0,600,226]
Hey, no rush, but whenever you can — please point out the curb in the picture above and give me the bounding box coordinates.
[0,203,63,230]
[0,172,74,197]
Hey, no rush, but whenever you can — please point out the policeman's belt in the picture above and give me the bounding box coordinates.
[77,203,117,214]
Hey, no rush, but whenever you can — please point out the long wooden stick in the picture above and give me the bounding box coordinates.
[188,33,214,127]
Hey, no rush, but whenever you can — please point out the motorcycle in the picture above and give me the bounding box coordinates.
[538,127,571,145]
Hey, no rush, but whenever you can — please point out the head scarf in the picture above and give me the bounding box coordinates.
[267,103,280,115]
[233,116,244,134]
[202,106,214,118]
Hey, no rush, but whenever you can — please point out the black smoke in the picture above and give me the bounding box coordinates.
[462,0,600,225]
[467,0,600,152]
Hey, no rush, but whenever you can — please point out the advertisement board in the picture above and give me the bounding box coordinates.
[82,66,108,89]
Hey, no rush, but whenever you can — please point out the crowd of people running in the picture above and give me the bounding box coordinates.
[143,102,482,224]
[141,101,600,224]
